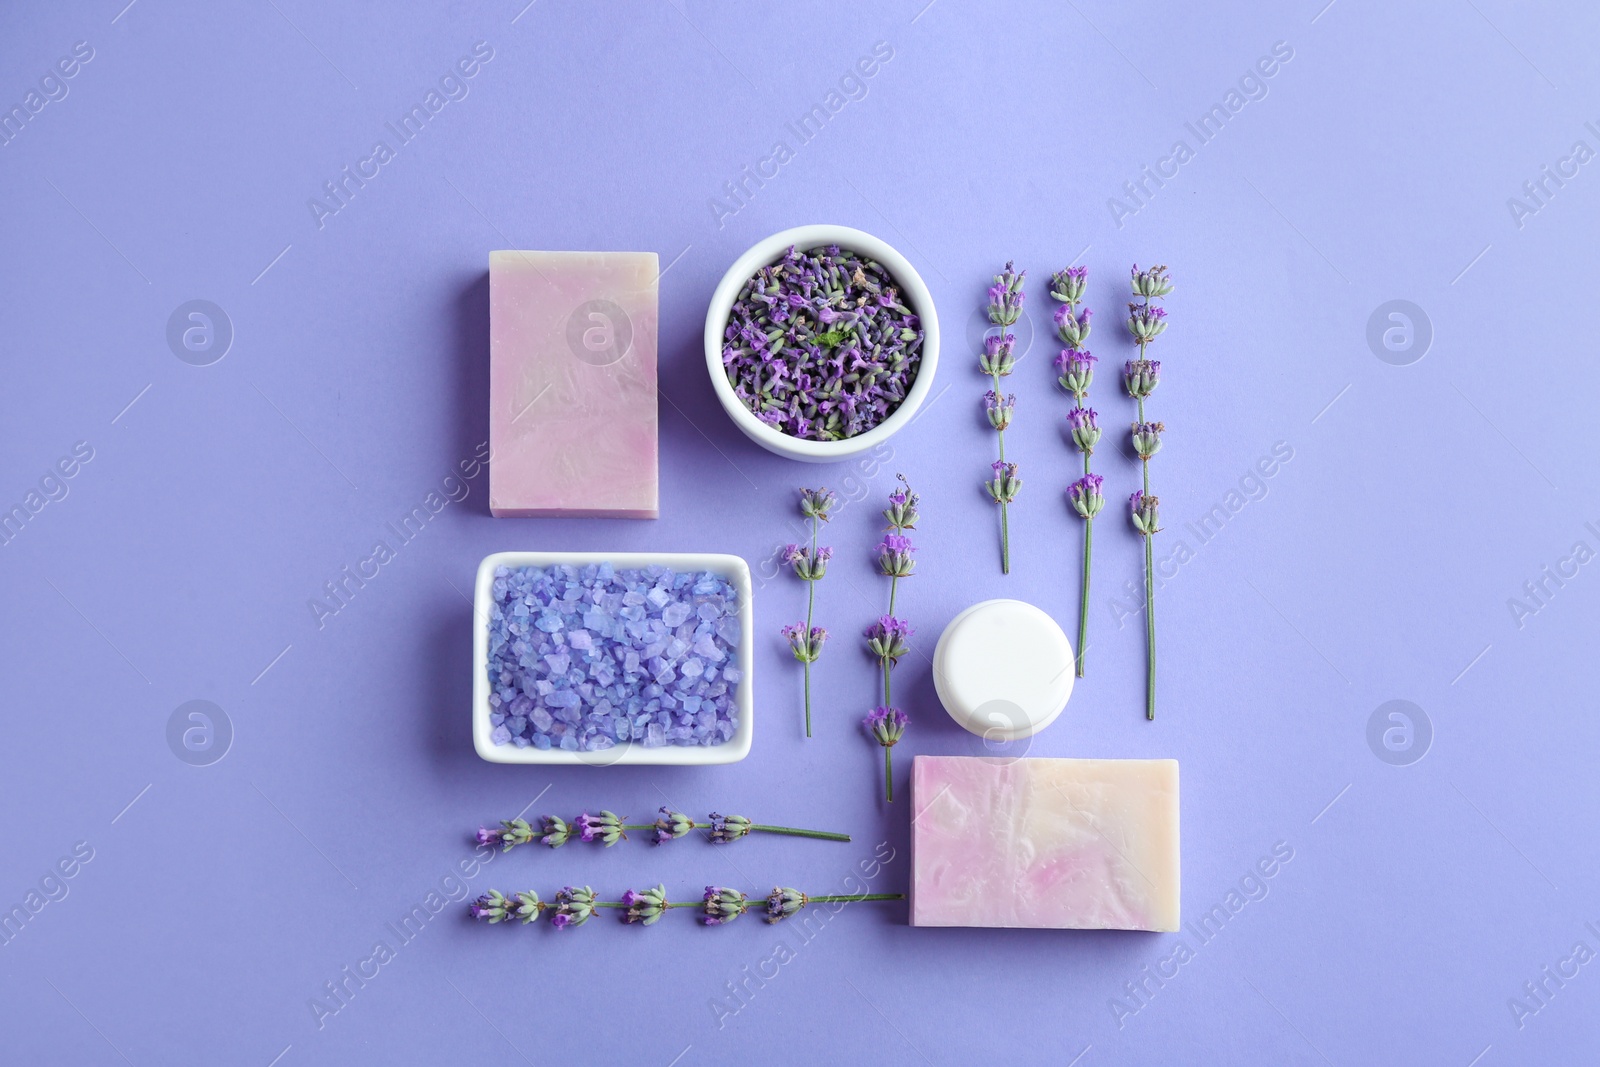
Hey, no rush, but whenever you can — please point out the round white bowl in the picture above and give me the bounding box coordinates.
[703,224,940,463]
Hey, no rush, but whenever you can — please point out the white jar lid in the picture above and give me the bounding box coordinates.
[932,599,1075,741]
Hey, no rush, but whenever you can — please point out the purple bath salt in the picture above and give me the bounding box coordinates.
[486,563,743,750]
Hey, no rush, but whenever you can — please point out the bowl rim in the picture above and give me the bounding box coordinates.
[472,550,754,766]
[702,223,941,460]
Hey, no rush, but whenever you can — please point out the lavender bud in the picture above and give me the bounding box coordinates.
[1123,358,1161,399]
[1068,474,1104,520]
[1127,303,1168,345]
[883,474,920,530]
[781,622,828,663]
[1131,420,1165,460]
[876,533,917,578]
[766,887,808,923]
[865,706,909,747]
[540,815,571,848]
[623,884,669,925]
[1130,491,1161,535]
[987,262,1027,327]
[575,810,627,847]
[799,487,838,521]
[702,886,749,925]
[864,614,914,665]
[983,390,1016,431]
[552,885,596,928]
[1055,349,1098,399]
[653,807,696,844]
[1130,263,1174,299]
[468,889,512,923]
[1067,407,1101,454]
[986,460,1022,504]
[980,333,1017,377]
[1054,303,1092,348]
[709,812,753,843]
[1049,265,1089,305]
[511,890,542,924]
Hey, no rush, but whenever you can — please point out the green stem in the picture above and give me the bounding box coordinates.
[888,575,899,617]
[808,894,904,903]
[1145,533,1156,720]
[1077,519,1092,678]
[750,825,852,842]
[1136,336,1155,719]
[804,514,818,738]
[884,746,894,804]
[992,368,1011,575]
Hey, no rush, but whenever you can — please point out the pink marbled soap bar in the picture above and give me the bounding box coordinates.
[911,755,1180,931]
[489,250,659,518]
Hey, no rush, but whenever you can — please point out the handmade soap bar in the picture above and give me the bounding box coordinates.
[489,250,659,518]
[911,755,1180,931]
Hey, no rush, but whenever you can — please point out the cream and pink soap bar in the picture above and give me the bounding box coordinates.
[911,755,1180,931]
[489,250,659,518]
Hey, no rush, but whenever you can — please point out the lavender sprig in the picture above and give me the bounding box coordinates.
[981,263,1026,573]
[1125,264,1173,720]
[865,478,918,803]
[783,488,836,738]
[477,809,850,850]
[469,885,903,929]
[1050,265,1097,677]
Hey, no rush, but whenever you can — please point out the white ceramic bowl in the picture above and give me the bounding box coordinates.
[472,550,754,765]
[703,224,940,463]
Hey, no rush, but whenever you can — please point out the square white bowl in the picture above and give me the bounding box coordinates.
[472,550,754,765]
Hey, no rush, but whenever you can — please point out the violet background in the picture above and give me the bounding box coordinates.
[1,1,1595,1064]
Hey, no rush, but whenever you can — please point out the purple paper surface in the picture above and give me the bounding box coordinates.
[1,1,1595,1064]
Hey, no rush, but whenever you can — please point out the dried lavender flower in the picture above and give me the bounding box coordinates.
[722,247,924,441]
[469,889,513,923]
[799,488,838,521]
